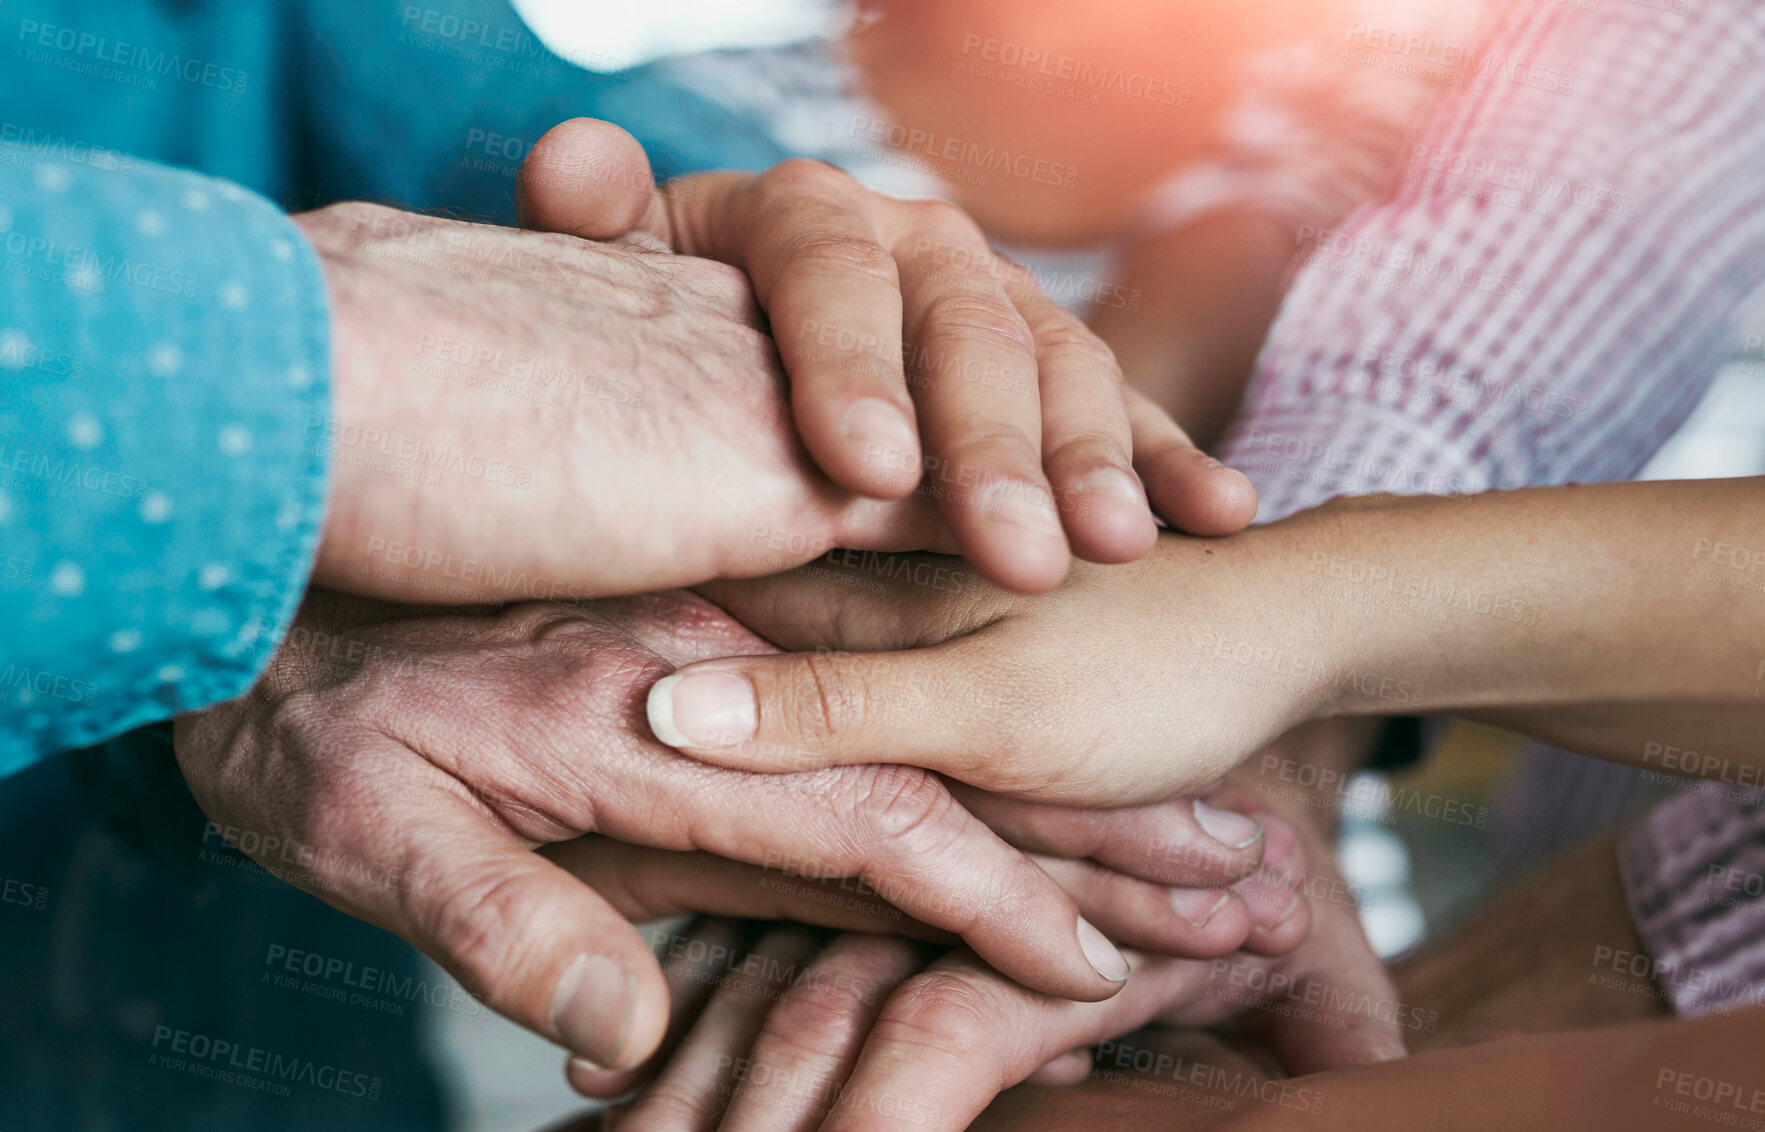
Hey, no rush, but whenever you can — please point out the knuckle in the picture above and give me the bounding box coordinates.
[847,763,961,845]
[772,652,872,749]
[917,291,1035,355]
[1034,318,1123,377]
[874,971,1001,1058]
[766,974,874,1057]
[942,419,1042,470]
[784,235,901,290]
[624,1083,713,1129]
[412,864,547,1005]
[765,156,859,199]
[909,198,986,247]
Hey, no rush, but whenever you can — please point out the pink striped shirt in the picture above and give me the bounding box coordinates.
[1217,0,1765,1013]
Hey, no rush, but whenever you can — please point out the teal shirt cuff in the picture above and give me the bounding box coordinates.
[0,145,331,774]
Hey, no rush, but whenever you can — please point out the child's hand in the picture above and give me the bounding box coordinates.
[517,119,1257,594]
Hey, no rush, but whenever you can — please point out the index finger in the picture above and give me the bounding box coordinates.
[592,760,1134,1002]
[826,948,1212,1132]
[679,159,925,500]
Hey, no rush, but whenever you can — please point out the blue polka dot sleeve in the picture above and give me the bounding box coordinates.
[0,146,331,775]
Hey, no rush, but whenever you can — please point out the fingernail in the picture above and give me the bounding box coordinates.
[647,671,756,749]
[1193,799,1263,850]
[842,398,919,461]
[1247,887,1302,931]
[1076,916,1131,982]
[551,954,635,1065]
[1075,466,1143,503]
[1170,888,1230,929]
[980,479,1063,536]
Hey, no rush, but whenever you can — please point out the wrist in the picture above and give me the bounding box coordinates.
[1215,508,1414,727]
[1269,498,1472,721]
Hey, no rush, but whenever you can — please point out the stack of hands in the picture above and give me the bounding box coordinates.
[169,119,1428,1130]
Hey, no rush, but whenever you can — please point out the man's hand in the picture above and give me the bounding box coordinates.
[544,799,1312,1131]
[516,119,1258,593]
[556,920,1304,1132]
[1151,768,1408,1074]
[646,532,1348,806]
[298,201,949,604]
[173,590,1274,1069]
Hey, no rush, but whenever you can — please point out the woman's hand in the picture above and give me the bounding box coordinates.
[515,119,1257,594]
[647,529,1363,806]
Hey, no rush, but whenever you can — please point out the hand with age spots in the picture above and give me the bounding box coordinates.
[174,588,1290,1075]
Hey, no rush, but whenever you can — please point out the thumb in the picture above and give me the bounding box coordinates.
[516,117,663,240]
[386,798,670,1069]
[643,646,1005,785]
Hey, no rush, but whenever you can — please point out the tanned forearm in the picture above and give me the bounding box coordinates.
[1279,478,1765,782]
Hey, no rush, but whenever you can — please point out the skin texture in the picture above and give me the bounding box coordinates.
[514,119,1257,591]
[657,534,1340,806]
[542,731,1404,1132]
[172,590,1283,1070]
[300,200,945,603]
[653,479,1765,804]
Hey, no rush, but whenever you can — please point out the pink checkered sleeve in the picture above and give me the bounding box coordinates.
[1212,0,1765,1016]
[1219,0,1765,524]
